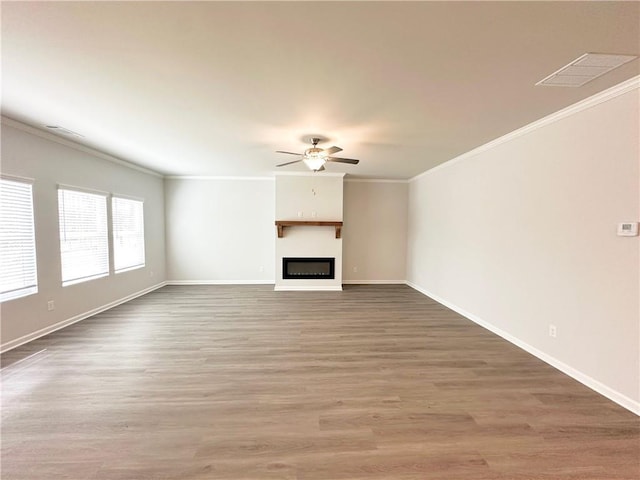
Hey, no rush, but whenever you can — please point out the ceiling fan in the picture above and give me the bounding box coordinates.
[276,137,360,172]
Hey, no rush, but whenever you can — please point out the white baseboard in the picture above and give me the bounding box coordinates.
[274,285,343,291]
[168,280,406,286]
[1,282,167,353]
[343,280,407,285]
[166,280,274,285]
[406,281,640,416]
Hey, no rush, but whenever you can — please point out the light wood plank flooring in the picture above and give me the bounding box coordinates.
[2,285,638,479]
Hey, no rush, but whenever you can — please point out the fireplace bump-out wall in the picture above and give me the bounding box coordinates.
[274,173,344,291]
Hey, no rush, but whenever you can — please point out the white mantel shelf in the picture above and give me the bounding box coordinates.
[275,221,343,239]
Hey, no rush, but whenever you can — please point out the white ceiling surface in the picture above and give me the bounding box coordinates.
[2,2,639,179]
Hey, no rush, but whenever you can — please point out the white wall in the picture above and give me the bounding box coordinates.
[275,174,343,290]
[0,121,166,350]
[165,177,275,283]
[343,180,408,283]
[275,174,344,221]
[407,82,640,413]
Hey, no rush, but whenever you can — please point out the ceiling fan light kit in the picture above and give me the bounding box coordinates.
[276,137,360,172]
[303,156,327,172]
[302,146,328,171]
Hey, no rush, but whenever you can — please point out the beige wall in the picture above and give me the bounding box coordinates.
[165,175,408,286]
[343,180,408,283]
[0,121,166,350]
[407,84,640,413]
[164,177,275,283]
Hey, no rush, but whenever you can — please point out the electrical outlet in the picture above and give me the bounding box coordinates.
[297,211,303,218]
[549,324,557,338]
[311,211,317,218]
[353,266,358,273]
[47,300,55,311]
[149,270,154,278]
[259,266,264,272]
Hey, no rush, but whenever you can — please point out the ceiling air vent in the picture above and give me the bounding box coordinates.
[536,53,637,87]
[45,125,84,138]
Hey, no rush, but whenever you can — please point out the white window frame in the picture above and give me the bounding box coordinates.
[112,196,145,273]
[0,175,38,302]
[58,187,109,286]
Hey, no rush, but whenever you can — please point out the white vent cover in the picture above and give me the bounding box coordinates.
[536,53,637,87]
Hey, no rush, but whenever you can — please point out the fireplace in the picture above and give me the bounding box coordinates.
[283,257,335,279]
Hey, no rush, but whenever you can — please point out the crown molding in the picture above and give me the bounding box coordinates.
[165,175,408,182]
[1,116,164,178]
[344,178,408,184]
[410,75,640,182]
[164,175,274,181]
[274,171,346,178]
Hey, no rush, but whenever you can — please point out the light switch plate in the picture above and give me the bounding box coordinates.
[617,222,639,237]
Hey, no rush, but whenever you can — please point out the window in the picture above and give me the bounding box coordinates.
[58,188,109,286]
[112,197,145,272]
[0,177,38,302]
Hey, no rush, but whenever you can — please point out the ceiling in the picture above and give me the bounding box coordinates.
[2,1,638,179]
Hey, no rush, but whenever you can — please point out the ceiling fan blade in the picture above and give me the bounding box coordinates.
[324,146,342,155]
[276,159,303,167]
[327,156,360,165]
[276,150,303,156]
[316,165,326,172]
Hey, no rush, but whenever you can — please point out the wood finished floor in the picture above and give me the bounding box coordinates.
[1,284,638,480]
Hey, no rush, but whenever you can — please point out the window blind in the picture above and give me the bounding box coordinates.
[58,188,109,286]
[0,178,38,302]
[112,197,145,272]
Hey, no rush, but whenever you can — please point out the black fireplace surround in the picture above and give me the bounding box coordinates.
[283,257,335,279]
